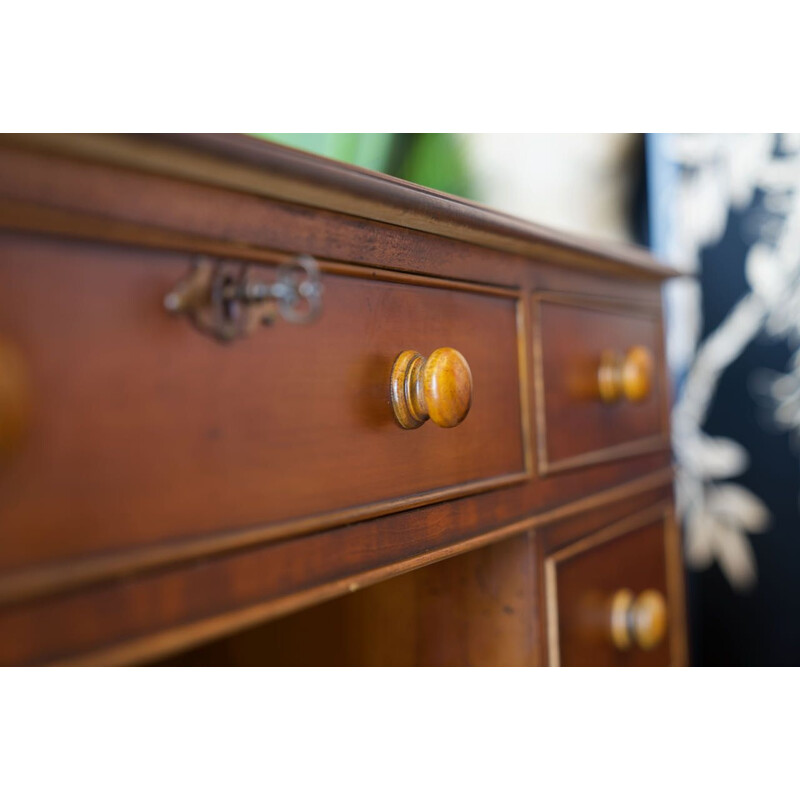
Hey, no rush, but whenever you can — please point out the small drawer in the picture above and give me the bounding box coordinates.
[0,233,530,575]
[545,506,683,666]
[533,293,668,474]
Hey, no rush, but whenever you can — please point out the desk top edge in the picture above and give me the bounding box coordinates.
[1,133,680,281]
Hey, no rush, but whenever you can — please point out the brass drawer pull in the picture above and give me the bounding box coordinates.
[597,345,653,403]
[390,347,472,429]
[165,255,323,343]
[610,588,667,651]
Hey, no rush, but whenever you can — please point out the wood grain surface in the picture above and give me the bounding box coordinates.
[541,501,687,667]
[533,293,668,473]
[0,134,678,280]
[0,135,681,665]
[0,232,526,574]
[157,532,541,666]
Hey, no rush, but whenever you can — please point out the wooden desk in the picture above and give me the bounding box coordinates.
[0,134,685,665]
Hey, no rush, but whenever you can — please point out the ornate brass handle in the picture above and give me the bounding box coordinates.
[0,337,30,459]
[610,588,668,651]
[165,255,322,343]
[390,347,472,429]
[597,345,653,403]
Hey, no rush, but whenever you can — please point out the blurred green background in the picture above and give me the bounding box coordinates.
[250,134,641,248]
[251,133,475,199]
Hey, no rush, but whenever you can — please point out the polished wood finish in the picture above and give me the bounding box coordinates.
[390,347,472,429]
[1,134,678,281]
[610,587,668,651]
[0,135,683,665]
[621,345,655,403]
[0,337,29,460]
[159,532,540,666]
[0,469,674,665]
[631,589,668,650]
[533,294,668,474]
[0,235,525,574]
[598,345,654,404]
[610,588,638,650]
[544,505,684,666]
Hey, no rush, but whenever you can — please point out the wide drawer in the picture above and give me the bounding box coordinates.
[0,232,529,574]
[533,293,668,474]
[545,506,682,666]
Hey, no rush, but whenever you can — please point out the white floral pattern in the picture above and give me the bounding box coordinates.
[651,133,800,590]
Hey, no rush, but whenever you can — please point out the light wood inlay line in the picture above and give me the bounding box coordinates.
[0,469,531,608]
[0,199,520,296]
[531,291,671,475]
[49,468,675,666]
[543,503,674,667]
[0,134,680,280]
[0,204,535,606]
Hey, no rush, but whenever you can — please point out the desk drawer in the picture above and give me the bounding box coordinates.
[0,233,528,574]
[533,294,668,474]
[545,507,681,666]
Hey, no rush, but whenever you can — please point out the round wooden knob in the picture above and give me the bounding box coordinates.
[610,588,668,651]
[0,338,30,459]
[597,345,653,403]
[390,347,472,429]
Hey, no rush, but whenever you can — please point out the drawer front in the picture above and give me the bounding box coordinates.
[545,506,683,666]
[533,294,668,473]
[0,233,529,574]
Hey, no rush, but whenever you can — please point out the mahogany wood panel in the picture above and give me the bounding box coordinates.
[534,294,668,473]
[157,531,540,666]
[0,467,672,665]
[0,135,680,665]
[0,135,677,280]
[544,505,686,666]
[0,147,523,291]
[0,231,525,573]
